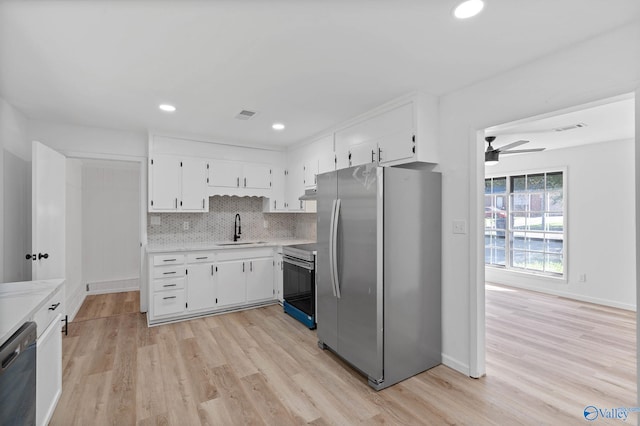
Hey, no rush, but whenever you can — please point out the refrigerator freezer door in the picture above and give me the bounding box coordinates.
[335,165,383,382]
[316,171,338,350]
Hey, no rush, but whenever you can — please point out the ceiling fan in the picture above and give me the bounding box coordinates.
[485,136,545,165]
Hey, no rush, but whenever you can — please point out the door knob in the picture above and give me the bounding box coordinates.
[38,253,49,260]
[25,254,36,260]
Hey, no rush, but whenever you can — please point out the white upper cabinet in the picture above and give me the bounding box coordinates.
[208,159,272,193]
[181,158,209,211]
[149,155,208,212]
[149,155,181,211]
[333,92,438,167]
[263,167,287,212]
[303,159,318,188]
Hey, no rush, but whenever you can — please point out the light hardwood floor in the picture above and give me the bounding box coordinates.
[51,285,636,425]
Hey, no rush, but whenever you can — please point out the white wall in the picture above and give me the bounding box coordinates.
[438,22,640,377]
[0,97,31,283]
[485,138,635,310]
[66,159,83,319]
[82,160,140,293]
[29,120,147,159]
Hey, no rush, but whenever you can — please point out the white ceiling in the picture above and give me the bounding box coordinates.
[485,95,635,152]
[1,1,638,148]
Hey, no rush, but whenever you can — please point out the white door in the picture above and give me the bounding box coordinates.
[32,141,66,280]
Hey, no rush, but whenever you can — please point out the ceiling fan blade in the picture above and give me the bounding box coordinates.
[497,140,529,151]
[500,148,546,154]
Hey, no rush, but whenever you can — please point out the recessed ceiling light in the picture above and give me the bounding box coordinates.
[158,104,176,112]
[454,0,484,19]
[272,123,285,131]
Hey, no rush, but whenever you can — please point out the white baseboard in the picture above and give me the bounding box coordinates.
[442,353,470,376]
[487,280,636,311]
[86,278,139,295]
[67,290,87,323]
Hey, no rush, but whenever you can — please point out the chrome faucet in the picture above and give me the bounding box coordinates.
[234,214,242,241]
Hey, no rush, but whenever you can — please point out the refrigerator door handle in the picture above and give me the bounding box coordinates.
[329,199,337,297]
[333,198,342,299]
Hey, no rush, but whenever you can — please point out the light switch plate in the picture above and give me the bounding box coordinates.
[452,220,467,234]
[183,221,189,230]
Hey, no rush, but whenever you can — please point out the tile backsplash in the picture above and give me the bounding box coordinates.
[148,196,316,245]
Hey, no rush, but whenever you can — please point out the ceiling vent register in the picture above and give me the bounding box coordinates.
[235,110,258,120]
[553,122,587,132]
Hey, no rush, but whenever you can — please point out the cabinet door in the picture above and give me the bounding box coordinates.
[246,258,275,302]
[350,140,378,167]
[265,167,287,212]
[150,155,180,210]
[187,263,216,312]
[285,165,304,211]
[378,130,415,165]
[181,158,208,211]
[36,314,62,426]
[216,260,247,307]
[274,254,284,302]
[209,160,241,188]
[318,151,336,175]
[243,164,271,189]
[303,159,318,188]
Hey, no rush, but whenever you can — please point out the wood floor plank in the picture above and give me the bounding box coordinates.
[53,288,637,425]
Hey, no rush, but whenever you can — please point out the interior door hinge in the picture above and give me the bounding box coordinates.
[151,200,154,206]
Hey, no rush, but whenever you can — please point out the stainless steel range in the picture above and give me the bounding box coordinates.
[282,243,317,329]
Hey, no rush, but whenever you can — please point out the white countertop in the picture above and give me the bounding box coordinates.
[0,279,65,346]
[146,239,314,253]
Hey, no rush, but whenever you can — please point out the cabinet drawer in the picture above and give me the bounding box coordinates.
[153,290,185,317]
[153,254,185,266]
[33,287,64,338]
[153,277,185,292]
[216,248,274,262]
[153,265,186,279]
[186,253,215,263]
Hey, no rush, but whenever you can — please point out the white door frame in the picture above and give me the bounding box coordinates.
[62,151,148,313]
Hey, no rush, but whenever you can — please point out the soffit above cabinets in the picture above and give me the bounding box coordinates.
[1,1,638,148]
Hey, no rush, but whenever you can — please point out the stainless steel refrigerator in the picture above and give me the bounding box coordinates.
[316,164,441,390]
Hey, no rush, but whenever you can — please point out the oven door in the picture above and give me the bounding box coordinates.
[283,256,315,317]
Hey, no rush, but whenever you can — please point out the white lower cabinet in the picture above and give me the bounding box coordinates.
[186,262,216,312]
[274,253,284,303]
[246,258,275,302]
[36,314,62,426]
[148,247,277,324]
[216,260,247,307]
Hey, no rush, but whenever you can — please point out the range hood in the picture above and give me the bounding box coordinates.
[298,188,317,201]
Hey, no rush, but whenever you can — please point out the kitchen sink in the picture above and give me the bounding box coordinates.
[216,241,267,246]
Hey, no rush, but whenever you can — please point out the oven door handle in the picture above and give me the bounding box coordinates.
[283,257,314,271]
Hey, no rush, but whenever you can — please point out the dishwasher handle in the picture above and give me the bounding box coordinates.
[0,322,37,374]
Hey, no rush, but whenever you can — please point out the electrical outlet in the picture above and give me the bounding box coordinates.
[264,220,268,229]
[183,221,189,230]
[150,215,161,226]
[579,273,587,282]
[452,220,467,234]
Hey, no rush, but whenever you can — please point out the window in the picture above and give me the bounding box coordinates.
[485,171,565,277]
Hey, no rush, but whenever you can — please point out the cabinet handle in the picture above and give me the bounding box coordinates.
[175,198,178,208]
[250,261,253,272]
[243,262,245,272]
[25,253,36,260]
[196,257,208,260]
[237,177,240,187]
[49,302,61,311]
[300,200,303,209]
[244,177,247,187]
[163,284,177,287]
[202,199,205,209]
[371,150,375,163]
[163,259,176,262]
[163,271,176,275]
[274,200,276,209]
[211,265,214,275]
[38,253,49,260]
[378,147,382,162]
[163,296,176,300]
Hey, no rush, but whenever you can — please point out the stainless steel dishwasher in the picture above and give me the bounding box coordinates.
[0,322,37,426]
